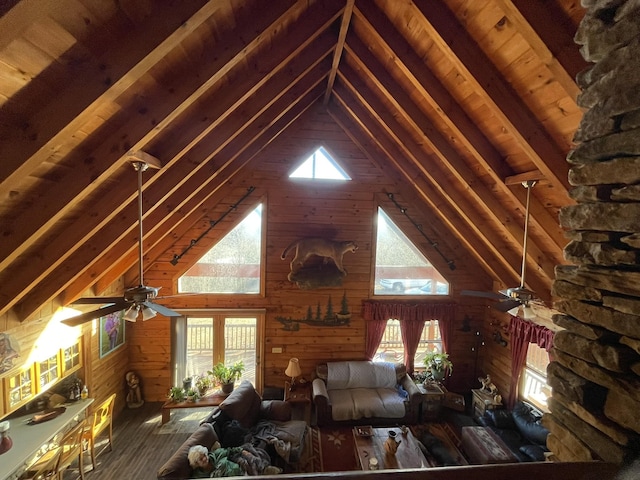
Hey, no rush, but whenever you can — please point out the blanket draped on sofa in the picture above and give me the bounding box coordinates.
[326,361,406,421]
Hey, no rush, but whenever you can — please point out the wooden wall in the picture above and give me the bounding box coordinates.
[127,104,499,402]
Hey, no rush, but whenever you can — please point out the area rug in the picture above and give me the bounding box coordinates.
[311,427,359,472]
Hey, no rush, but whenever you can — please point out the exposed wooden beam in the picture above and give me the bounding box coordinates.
[494,0,581,101]
[353,2,567,251]
[323,0,355,105]
[410,0,571,193]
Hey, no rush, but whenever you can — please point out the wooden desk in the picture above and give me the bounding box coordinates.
[353,426,427,470]
[0,398,94,480]
[471,388,503,420]
[161,390,228,425]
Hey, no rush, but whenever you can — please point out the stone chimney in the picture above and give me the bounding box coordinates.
[545,0,640,464]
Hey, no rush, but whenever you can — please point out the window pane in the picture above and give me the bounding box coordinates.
[374,208,449,296]
[224,318,256,385]
[521,343,550,409]
[179,205,262,294]
[374,319,441,367]
[186,318,213,377]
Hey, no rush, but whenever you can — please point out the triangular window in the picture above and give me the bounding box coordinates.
[374,207,449,296]
[289,147,351,180]
[178,205,262,294]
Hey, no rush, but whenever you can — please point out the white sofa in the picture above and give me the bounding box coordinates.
[312,361,420,426]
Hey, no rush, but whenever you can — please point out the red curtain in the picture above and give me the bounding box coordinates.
[362,301,456,372]
[507,315,555,408]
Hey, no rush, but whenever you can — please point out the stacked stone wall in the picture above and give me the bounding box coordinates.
[548,0,640,464]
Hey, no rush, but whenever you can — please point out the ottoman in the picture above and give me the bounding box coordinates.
[461,426,519,464]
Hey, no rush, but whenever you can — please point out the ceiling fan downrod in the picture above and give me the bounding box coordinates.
[519,180,536,290]
[131,161,149,288]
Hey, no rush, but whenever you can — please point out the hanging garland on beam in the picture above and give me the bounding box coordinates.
[170,186,256,266]
[387,192,456,271]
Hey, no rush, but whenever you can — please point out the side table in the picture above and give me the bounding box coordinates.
[417,383,445,421]
[471,388,502,420]
[284,381,312,424]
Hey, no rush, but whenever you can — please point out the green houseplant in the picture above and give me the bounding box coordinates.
[423,352,453,382]
[168,386,185,403]
[209,360,245,394]
[195,374,212,396]
[185,388,199,402]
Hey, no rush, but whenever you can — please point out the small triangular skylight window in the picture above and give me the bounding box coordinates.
[374,207,449,296]
[289,147,351,180]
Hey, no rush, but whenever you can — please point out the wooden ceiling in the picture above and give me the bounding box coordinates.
[0,0,587,327]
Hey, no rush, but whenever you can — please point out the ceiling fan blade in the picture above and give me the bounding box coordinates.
[142,301,181,317]
[71,297,123,305]
[461,290,508,300]
[494,299,523,312]
[62,301,128,327]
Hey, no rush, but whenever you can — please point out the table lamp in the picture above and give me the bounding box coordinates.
[285,358,301,391]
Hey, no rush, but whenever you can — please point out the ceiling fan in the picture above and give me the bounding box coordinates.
[461,180,539,319]
[63,152,181,327]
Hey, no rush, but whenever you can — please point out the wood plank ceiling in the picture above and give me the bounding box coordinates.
[0,0,587,327]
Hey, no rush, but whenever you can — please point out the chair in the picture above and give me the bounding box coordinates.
[82,393,116,470]
[55,419,86,480]
[19,448,61,480]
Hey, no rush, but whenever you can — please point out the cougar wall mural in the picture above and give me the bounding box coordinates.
[281,238,358,288]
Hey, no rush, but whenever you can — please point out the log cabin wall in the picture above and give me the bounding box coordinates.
[543,0,640,465]
[130,104,492,401]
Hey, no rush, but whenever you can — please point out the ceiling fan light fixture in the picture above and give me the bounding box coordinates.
[507,305,520,317]
[142,306,157,321]
[124,306,139,322]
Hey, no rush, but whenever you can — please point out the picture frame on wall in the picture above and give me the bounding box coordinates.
[100,310,125,358]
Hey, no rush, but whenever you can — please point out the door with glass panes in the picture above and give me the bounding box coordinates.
[185,312,263,392]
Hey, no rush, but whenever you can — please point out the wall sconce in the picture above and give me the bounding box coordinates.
[285,358,301,391]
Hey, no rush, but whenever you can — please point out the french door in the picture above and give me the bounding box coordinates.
[178,310,264,392]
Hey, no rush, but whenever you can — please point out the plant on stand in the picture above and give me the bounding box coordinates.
[186,388,199,402]
[209,360,245,394]
[423,352,453,384]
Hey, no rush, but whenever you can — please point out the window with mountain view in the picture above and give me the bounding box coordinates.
[374,207,449,296]
[178,204,263,294]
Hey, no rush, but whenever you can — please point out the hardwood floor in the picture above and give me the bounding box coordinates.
[66,402,202,480]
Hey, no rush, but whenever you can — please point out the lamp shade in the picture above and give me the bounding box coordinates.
[285,358,301,378]
[124,306,139,322]
[141,306,157,321]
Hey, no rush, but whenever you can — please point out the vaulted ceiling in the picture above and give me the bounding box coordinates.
[0,0,587,328]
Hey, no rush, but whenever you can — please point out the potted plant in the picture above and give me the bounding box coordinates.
[423,352,453,382]
[208,360,245,394]
[168,386,185,403]
[195,374,212,396]
[186,388,199,402]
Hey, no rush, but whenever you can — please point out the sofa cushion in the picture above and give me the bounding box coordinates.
[520,444,547,462]
[317,361,406,383]
[487,409,517,430]
[219,380,261,428]
[327,361,397,390]
[156,422,218,480]
[260,399,292,422]
[512,402,549,446]
[328,387,406,421]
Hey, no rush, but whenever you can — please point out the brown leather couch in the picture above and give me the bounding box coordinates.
[156,381,308,480]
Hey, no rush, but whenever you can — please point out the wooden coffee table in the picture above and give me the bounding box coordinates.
[161,389,228,425]
[352,426,428,470]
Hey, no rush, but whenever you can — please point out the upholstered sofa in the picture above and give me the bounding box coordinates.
[312,360,420,426]
[157,381,310,480]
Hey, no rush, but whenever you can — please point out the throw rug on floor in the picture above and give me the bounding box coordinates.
[311,427,359,472]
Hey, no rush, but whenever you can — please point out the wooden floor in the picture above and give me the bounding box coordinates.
[66,402,201,480]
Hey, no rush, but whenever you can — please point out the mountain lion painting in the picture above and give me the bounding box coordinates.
[281,238,358,281]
